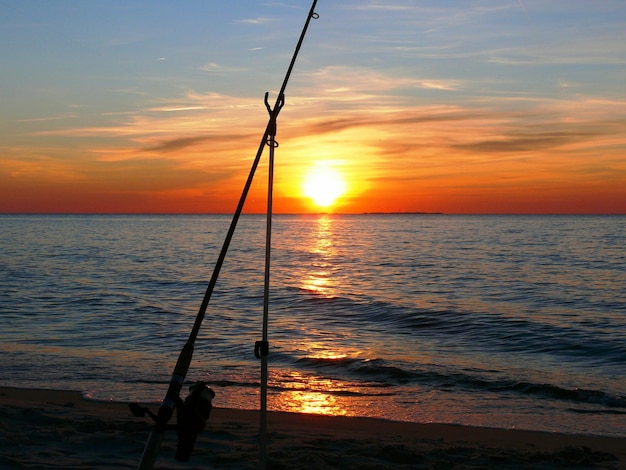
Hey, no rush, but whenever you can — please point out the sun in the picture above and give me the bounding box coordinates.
[302,166,346,208]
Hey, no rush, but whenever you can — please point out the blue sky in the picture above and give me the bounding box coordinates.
[1,1,625,213]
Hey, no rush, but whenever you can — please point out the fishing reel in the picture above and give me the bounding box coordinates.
[175,381,215,461]
[130,381,215,462]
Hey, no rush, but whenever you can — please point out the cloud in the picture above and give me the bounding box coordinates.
[349,3,414,12]
[200,62,248,73]
[417,80,462,91]
[31,91,265,141]
[144,133,251,153]
[306,66,463,97]
[297,106,470,136]
[147,106,207,113]
[17,113,77,123]
[235,17,273,25]
[144,136,212,153]
[453,131,599,153]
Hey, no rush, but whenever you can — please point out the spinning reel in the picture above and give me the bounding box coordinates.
[130,381,215,462]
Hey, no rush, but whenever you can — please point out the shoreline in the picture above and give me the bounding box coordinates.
[1,386,625,469]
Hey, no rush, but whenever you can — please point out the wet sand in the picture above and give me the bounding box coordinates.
[1,386,624,469]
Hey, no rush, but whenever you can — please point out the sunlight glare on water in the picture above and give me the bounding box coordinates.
[296,214,337,297]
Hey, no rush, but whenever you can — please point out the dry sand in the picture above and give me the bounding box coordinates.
[1,386,624,469]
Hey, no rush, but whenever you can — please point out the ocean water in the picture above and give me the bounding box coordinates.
[1,214,625,437]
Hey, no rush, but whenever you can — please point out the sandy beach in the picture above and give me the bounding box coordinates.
[1,386,625,469]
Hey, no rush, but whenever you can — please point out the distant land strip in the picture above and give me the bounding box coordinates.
[361,212,445,215]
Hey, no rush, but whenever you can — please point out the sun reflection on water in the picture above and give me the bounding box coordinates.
[277,215,356,416]
[300,215,337,297]
[267,342,366,417]
[271,370,349,416]
[276,390,347,416]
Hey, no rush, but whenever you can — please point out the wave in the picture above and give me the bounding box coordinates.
[510,382,626,408]
[293,355,626,409]
[289,291,626,367]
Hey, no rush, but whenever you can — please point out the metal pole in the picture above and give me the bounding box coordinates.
[259,108,277,469]
[256,0,318,464]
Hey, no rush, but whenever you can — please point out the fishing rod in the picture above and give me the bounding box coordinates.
[134,2,319,469]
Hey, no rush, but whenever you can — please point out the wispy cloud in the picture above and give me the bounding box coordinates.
[144,133,251,153]
[452,129,603,153]
[235,17,273,25]
[349,3,414,12]
[306,66,462,96]
[17,113,77,123]
[147,106,207,113]
[200,62,249,74]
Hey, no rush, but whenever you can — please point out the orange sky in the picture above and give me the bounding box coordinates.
[1,2,625,214]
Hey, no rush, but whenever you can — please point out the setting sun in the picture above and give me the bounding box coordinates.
[302,166,347,208]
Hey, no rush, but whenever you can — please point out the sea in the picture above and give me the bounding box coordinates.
[1,214,624,437]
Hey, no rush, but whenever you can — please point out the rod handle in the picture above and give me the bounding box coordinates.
[137,430,164,470]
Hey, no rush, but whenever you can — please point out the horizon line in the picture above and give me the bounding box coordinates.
[2,212,625,216]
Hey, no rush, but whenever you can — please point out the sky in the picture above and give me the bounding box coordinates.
[1,0,625,214]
